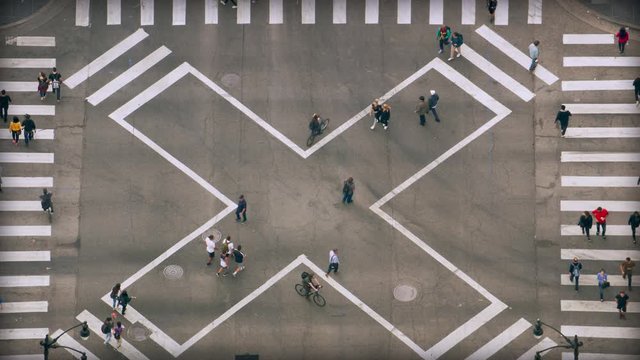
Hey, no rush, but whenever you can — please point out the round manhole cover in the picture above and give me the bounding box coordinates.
[209,228,222,242]
[128,324,149,341]
[393,284,418,302]
[163,265,184,280]
[221,73,241,88]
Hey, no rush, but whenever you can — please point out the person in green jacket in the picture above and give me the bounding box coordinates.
[436,25,451,54]
[118,290,136,315]
[449,32,464,61]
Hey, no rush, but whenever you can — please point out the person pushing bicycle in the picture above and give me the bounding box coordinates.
[309,114,322,136]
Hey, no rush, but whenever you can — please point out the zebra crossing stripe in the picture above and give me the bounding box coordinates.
[516,337,556,360]
[0,275,50,287]
[1,177,53,188]
[76,0,90,26]
[527,0,542,24]
[0,58,55,68]
[0,226,51,237]
[0,81,38,92]
[463,318,531,360]
[0,251,51,262]
[563,34,614,44]
[562,80,632,91]
[11,37,56,47]
[173,0,186,25]
[560,200,639,212]
[563,103,640,114]
[561,176,639,187]
[269,0,283,24]
[77,309,150,360]
[365,0,379,24]
[564,353,640,360]
[141,0,154,26]
[564,127,640,138]
[561,249,640,261]
[494,0,509,26]
[0,153,54,164]
[461,0,475,25]
[205,0,218,24]
[302,0,315,24]
[8,105,55,116]
[0,129,54,139]
[333,0,347,24]
[107,0,121,25]
[0,328,48,340]
[397,0,410,24]
[561,152,640,162]
[561,326,640,339]
[561,300,640,313]
[564,57,640,67]
[50,329,100,360]
[0,201,44,212]
[561,225,631,236]
[429,0,443,25]
[237,0,251,24]
[0,301,48,314]
[561,274,638,287]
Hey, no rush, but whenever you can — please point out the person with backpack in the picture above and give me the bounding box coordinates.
[21,114,36,146]
[113,321,125,349]
[48,67,63,102]
[232,245,246,277]
[117,290,135,315]
[342,177,355,204]
[436,25,452,54]
[448,32,464,61]
[110,283,121,309]
[101,318,114,344]
[569,257,582,291]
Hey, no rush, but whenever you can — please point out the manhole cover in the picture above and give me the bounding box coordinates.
[209,228,223,242]
[128,324,150,341]
[162,265,184,280]
[221,73,241,88]
[393,284,418,302]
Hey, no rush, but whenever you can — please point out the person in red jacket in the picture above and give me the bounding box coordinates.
[615,27,629,54]
[592,207,609,239]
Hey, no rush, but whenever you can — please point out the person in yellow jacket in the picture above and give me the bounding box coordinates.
[9,116,21,145]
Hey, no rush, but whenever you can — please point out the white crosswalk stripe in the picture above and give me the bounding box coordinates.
[527,0,542,24]
[365,0,378,24]
[561,225,631,236]
[0,58,55,68]
[563,34,614,44]
[562,80,632,91]
[463,318,531,360]
[561,249,640,261]
[561,151,640,162]
[516,338,557,360]
[333,0,347,24]
[0,81,38,92]
[561,274,637,287]
[0,129,54,140]
[1,177,53,188]
[564,127,640,138]
[561,326,640,339]
[0,153,54,164]
[172,0,186,25]
[5,36,56,47]
[0,301,48,314]
[561,300,640,313]
[564,103,640,114]
[77,310,149,360]
[237,0,251,24]
[0,251,51,262]
[8,105,55,116]
[560,200,639,212]
[107,0,121,25]
[301,0,315,24]
[0,328,49,340]
[562,176,640,187]
[0,201,46,212]
[205,0,218,24]
[75,0,90,26]
[0,226,51,237]
[564,57,640,67]
[0,276,50,287]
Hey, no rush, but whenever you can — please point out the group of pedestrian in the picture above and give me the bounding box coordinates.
[102,284,136,348]
[203,234,247,278]
[369,99,391,130]
[8,114,37,146]
[577,207,639,244]
[435,25,464,61]
[109,283,135,314]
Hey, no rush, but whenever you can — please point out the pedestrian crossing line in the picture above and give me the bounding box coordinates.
[0,328,48,340]
[87,46,171,105]
[107,0,121,25]
[8,105,55,116]
[5,36,56,47]
[463,318,531,360]
[528,0,542,24]
[564,353,640,360]
[0,81,38,92]
[173,0,186,25]
[0,275,50,287]
[561,274,638,287]
[561,249,640,261]
[65,28,149,89]
[365,0,378,24]
[237,0,251,24]
[0,129,54,140]
[460,44,535,102]
[564,127,640,139]
[0,201,45,212]
[0,226,51,237]
[429,0,443,25]
[50,328,100,360]
[561,325,640,339]
[560,200,639,212]
[0,251,51,262]
[333,0,347,24]
[560,225,631,236]
[564,57,640,67]
[561,300,640,313]
[0,301,48,314]
[1,177,53,188]
[141,0,154,26]
[0,153,54,164]
[562,80,632,91]
[563,103,640,114]
[0,58,56,68]
[205,0,218,24]
[397,0,410,24]
[516,337,557,360]
[301,0,315,24]
[563,34,614,44]
[562,176,640,187]
[474,25,559,85]
[494,0,509,26]
[0,355,44,360]
[561,151,640,163]
[76,0,90,26]
[77,309,150,360]
[461,0,475,25]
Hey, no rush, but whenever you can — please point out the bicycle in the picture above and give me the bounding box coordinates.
[306,117,330,147]
[295,283,326,307]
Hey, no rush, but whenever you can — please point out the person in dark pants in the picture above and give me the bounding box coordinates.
[117,290,135,315]
[235,194,247,222]
[342,177,354,204]
[326,249,339,277]
[370,99,383,130]
[21,114,36,146]
[620,257,635,291]
[569,257,582,291]
[616,291,629,319]
[528,40,540,71]
[629,211,640,244]
[0,90,11,123]
[379,104,391,130]
[554,105,572,137]
[634,77,640,106]
[615,27,629,54]
[578,211,593,241]
[436,25,451,54]
[592,206,609,239]
[487,0,497,23]
[220,0,237,8]
[415,96,428,126]
[48,67,62,102]
[428,90,441,122]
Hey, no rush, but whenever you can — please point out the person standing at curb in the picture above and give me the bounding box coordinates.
[528,40,540,72]
[592,206,609,239]
[620,257,635,291]
[436,25,451,54]
[110,283,121,309]
[22,115,36,146]
[113,321,125,349]
[0,90,11,123]
[48,67,62,102]
[487,0,497,23]
[616,291,629,320]
[101,318,113,344]
[448,32,463,61]
[629,211,640,244]
[554,105,572,137]
[578,211,593,241]
[428,90,441,123]
[326,249,339,277]
[232,245,246,277]
[204,234,218,266]
[37,72,48,100]
[415,96,428,126]
[569,257,582,291]
[597,268,609,302]
[236,195,247,223]
[369,99,383,130]
[615,27,629,54]
[118,290,135,315]
[9,117,21,145]
[634,77,640,106]
[379,104,391,130]
[342,177,355,204]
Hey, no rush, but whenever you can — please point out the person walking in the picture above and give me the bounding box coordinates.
[109,283,121,309]
[578,211,593,241]
[369,99,383,130]
[592,206,609,239]
[221,235,234,255]
[0,166,3,192]
[415,96,428,126]
[342,177,355,204]
[615,27,629,54]
[232,245,246,277]
[569,257,582,291]
[379,104,391,130]
[528,40,540,71]
[235,194,247,222]
[21,114,36,146]
[101,318,114,344]
[487,0,497,23]
[113,321,125,349]
[597,268,609,302]
[216,252,231,277]
[629,211,640,244]
[9,117,21,145]
[117,290,135,315]
[48,67,62,102]
[616,291,629,319]
[0,90,11,123]
[634,77,640,106]
[428,90,441,123]
[326,249,339,277]
[448,32,463,61]
[37,72,48,100]
[436,25,452,54]
[203,234,218,266]
[554,105,572,137]
[620,257,635,291]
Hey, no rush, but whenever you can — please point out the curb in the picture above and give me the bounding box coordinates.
[555,0,640,41]
[0,0,66,31]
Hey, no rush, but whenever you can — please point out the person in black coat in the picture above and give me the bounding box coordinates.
[555,105,572,137]
[578,211,593,240]
[629,211,640,244]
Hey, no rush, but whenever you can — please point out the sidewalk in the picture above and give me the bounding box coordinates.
[579,0,640,30]
[0,0,50,27]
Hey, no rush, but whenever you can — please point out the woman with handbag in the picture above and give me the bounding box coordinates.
[597,269,609,302]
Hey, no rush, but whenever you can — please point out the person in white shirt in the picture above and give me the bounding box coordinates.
[203,234,218,266]
[326,249,339,277]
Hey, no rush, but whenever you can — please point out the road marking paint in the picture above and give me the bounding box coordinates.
[77,310,149,360]
[172,0,186,25]
[0,301,48,314]
[10,37,55,47]
[560,200,639,212]
[204,0,218,24]
[141,0,154,26]
[8,105,54,116]
[333,0,346,24]
[0,81,38,92]
[0,129,54,140]
[562,80,632,91]
[1,177,53,188]
[464,318,531,360]
[0,58,55,68]
[50,329,100,360]
[0,276,49,287]
[562,176,640,187]
[561,152,640,162]
[0,251,50,262]
[365,0,378,24]
[527,0,542,24]
[461,0,475,25]
[301,0,315,24]
[0,153,54,164]
[563,34,614,44]
[461,44,535,101]
[269,0,282,24]
[87,46,171,105]
[561,326,640,339]
[0,201,45,212]
[0,328,48,340]
[564,353,640,360]
[564,103,640,114]
[564,57,640,67]
[475,25,558,85]
[516,337,557,360]
[76,0,90,26]
[561,249,640,261]
[561,225,631,236]
[0,226,51,237]
[565,127,640,138]
[429,0,443,24]
[107,0,121,25]
[65,29,149,89]
[494,0,509,26]
[561,274,638,287]
[397,0,410,24]
[237,0,250,24]
[561,300,640,313]
[0,355,44,360]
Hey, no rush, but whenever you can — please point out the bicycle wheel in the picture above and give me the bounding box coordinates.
[312,293,326,307]
[306,134,315,147]
[295,284,307,296]
[320,118,330,131]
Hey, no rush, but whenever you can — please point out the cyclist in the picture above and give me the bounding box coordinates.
[301,271,321,296]
[309,114,322,136]
[40,188,53,213]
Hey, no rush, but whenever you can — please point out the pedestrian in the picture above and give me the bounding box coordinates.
[37,72,48,100]
[487,0,497,23]
[428,90,441,123]
[578,211,593,241]
[101,318,113,344]
[0,166,3,192]
[592,206,609,239]
[203,234,218,266]
[117,290,135,315]
[436,25,452,54]
[620,257,635,291]
[342,177,355,204]
[216,252,230,277]
[415,96,428,126]
[528,40,540,71]
[109,283,121,309]
[235,194,247,222]
[629,211,640,244]
[113,321,125,349]
[21,114,36,146]
[9,117,21,145]
[0,90,11,123]
[369,99,383,130]
[554,105,572,137]
[634,77,640,106]
[569,257,582,291]
[48,67,62,102]
[326,249,339,277]
[448,32,463,61]
[615,27,629,54]
[379,104,391,130]
[616,291,629,319]
[232,245,246,277]
[221,235,234,255]
[597,268,609,302]
[220,0,237,8]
